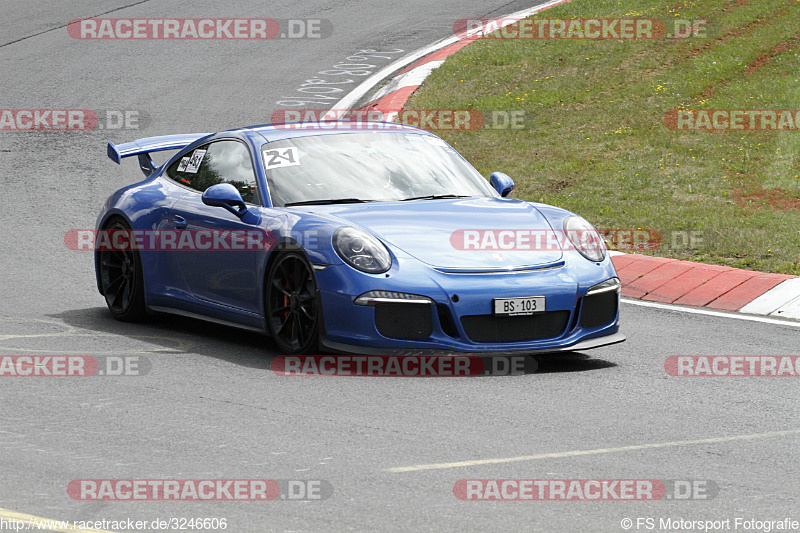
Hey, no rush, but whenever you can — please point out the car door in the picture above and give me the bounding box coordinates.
[167,139,267,314]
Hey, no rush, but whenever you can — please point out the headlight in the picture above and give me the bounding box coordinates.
[333,227,391,274]
[586,277,620,295]
[563,216,606,262]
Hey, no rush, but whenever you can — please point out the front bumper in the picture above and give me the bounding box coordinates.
[315,253,624,355]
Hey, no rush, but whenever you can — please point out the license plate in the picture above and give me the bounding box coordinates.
[493,296,545,316]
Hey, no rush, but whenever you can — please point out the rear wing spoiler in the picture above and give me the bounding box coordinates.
[107,133,211,177]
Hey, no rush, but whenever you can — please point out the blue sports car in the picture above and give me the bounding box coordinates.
[97,122,624,355]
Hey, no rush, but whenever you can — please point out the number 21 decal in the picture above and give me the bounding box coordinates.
[263,147,300,169]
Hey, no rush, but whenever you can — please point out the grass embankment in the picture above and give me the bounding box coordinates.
[406,0,800,274]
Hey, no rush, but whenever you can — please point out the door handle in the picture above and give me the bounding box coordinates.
[174,215,187,229]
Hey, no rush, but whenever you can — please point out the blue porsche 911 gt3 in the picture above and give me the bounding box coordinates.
[97,121,624,355]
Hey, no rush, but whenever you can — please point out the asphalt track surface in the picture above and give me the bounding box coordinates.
[0,1,798,532]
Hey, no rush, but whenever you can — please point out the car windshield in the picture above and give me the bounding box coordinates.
[261,132,497,207]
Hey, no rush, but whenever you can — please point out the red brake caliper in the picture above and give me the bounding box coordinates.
[283,273,292,334]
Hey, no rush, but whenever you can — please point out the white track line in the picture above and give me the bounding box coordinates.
[621,298,800,328]
[387,428,800,473]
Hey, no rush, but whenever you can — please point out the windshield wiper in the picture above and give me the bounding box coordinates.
[284,198,375,206]
[401,194,473,201]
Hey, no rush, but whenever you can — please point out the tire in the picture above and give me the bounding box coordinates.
[98,217,147,322]
[265,252,320,354]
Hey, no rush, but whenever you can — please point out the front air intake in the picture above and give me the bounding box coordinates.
[375,302,434,340]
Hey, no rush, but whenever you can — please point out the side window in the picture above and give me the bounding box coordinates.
[167,140,260,204]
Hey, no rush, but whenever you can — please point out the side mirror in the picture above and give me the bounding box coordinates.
[202,183,248,217]
[490,172,515,197]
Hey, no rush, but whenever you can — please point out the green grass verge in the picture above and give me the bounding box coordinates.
[406,0,800,274]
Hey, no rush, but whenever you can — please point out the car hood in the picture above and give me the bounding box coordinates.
[314,197,564,271]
